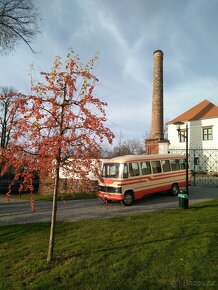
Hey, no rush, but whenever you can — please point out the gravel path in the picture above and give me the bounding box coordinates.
[0,186,217,226]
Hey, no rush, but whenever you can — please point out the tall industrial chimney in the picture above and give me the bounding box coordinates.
[151,50,164,140]
[145,50,169,154]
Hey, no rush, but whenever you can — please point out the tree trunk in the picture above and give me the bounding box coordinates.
[47,86,66,262]
[47,162,60,262]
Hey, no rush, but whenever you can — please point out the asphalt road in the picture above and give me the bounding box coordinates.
[0,186,218,226]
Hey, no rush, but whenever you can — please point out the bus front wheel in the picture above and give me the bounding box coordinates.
[169,183,179,196]
[121,192,134,206]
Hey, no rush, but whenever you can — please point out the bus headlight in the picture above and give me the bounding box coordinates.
[98,185,106,192]
[98,186,122,193]
[107,187,122,193]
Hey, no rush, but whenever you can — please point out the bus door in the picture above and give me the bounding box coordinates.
[128,162,142,198]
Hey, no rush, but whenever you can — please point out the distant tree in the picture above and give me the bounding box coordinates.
[164,119,169,139]
[0,50,114,262]
[106,138,145,157]
[0,87,19,149]
[0,0,39,54]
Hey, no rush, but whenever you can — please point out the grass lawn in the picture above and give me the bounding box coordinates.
[0,198,217,290]
[2,191,97,201]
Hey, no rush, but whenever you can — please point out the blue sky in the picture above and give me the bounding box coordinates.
[1,0,218,145]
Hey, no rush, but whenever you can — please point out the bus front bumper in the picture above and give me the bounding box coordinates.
[98,191,124,201]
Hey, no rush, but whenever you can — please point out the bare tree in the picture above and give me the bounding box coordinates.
[107,138,145,157]
[144,119,169,140]
[0,86,18,149]
[0,0,39,54]
[164,119,169,139]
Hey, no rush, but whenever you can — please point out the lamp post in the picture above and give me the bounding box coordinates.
[174,121,189,195]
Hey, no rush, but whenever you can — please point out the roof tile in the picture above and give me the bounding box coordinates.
[167,99,218,124]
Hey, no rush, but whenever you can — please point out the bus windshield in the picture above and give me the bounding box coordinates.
[102,163,122,179]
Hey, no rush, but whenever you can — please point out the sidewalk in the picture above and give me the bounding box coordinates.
[188,186,218,204]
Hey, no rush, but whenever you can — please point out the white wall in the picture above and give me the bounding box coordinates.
[168,118,218,149]
[168,122,188,149]
[200,118,218,149]
[59,159,105,180]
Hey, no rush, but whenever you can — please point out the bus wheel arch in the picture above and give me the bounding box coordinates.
[169,183,179,196]
[120,190,134,206]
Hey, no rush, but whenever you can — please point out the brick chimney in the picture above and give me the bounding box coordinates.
[151,50,164,139]
[145,50,169,154]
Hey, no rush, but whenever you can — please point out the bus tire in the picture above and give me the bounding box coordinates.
[120,191,134,206]
[169,183,179,196]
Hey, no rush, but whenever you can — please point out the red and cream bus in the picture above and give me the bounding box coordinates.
[98,154,191,206]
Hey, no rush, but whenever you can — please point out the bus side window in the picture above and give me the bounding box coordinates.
[161,160,171,172]
[141,162,151,175]
[129,162,140,177]
[170,159,180,171]
[151,161,162,174]
[123,163,128,178]
[179,159,186,170]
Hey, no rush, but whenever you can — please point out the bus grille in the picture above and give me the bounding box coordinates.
[98,185,121,193]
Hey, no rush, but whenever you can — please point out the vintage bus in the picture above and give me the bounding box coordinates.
[98,154,191,206]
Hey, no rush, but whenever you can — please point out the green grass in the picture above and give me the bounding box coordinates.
[2,191,97,201]
[0,199,217,290]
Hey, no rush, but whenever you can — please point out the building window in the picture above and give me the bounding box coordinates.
[202,127,213,141]
[179,130,187,143]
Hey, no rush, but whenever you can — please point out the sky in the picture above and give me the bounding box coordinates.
[1,0,218,146]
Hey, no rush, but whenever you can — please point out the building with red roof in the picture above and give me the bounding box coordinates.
[167,99,218,150]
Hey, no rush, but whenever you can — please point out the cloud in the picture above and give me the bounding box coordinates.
[1,0,218,143]
[165,76,218,122]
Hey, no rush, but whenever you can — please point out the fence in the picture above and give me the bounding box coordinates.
[169,149,218,187]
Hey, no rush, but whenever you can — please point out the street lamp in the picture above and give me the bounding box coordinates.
[174,121,189,195]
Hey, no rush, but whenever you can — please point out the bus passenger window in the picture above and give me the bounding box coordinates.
[151,161,162,174]
[141,162,151,175]
[129,162,140,177]
[161,160,171,172]
[123,163,128,178]
[170,159,180,171]
[179,159,186,169]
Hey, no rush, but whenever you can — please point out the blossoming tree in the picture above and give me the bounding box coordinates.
[0,50,114,261]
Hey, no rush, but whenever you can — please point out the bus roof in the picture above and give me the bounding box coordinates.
[104,154,185,163]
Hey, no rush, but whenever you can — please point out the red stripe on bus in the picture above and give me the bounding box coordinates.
[98,192,124,201]
[102,170,190,185]
[134,181,186,200]
[98,181,187,201]
[117,173,187,187]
